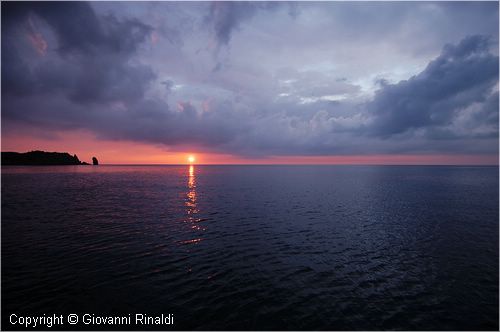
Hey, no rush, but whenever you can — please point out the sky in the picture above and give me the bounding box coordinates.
[1,1,499,164]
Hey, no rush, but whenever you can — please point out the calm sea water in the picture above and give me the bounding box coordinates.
[1,165,498,330]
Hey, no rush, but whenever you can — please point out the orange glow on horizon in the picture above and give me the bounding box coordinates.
[1,129,498,166]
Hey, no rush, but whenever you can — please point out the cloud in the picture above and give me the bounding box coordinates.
[1,1,155,105]
[205,1,297,50]
[366,35,498,139]
[26,16,48,56]
[1,2,498,158]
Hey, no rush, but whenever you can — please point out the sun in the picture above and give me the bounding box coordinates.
[187,155,195,164]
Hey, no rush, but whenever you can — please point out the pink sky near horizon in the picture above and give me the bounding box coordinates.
[2,130,498,165]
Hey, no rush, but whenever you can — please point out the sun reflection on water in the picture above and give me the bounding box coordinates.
[185,165,205,233]
[186,165,196,209]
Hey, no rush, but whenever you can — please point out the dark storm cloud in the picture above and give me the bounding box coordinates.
[1,1,155,105]
[367,35,499,138]
[1,2,498,157]
[206,1,294,49]
[37,5,151,56]
[2,2,152,56]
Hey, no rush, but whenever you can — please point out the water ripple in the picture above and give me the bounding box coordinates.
[2,165,498,330]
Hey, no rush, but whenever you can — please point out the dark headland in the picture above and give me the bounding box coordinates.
[1,151,98,166]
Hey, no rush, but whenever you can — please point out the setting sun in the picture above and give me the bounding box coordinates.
[187,155,195,164]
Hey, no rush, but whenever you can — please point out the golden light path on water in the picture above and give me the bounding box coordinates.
[180,165,204,246]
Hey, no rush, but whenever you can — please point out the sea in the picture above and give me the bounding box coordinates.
[1,165,498,330]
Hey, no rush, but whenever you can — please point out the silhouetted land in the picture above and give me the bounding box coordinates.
[1,151,91,165]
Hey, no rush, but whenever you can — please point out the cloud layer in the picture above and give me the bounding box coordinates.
[2,1,498,157]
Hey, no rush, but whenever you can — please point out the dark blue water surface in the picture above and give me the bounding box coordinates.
[2,165,498,330]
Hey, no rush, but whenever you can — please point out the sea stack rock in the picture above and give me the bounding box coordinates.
[92,157,99,165]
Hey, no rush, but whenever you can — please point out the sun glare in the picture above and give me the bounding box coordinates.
[188,155,196,164]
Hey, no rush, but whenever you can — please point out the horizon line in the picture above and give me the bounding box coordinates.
[9,163,496,167]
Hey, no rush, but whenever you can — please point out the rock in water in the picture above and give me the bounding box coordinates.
[92,157,99,165]
[2,151,86,165]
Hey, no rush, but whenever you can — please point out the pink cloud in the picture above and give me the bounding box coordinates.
[26,17,47,56]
